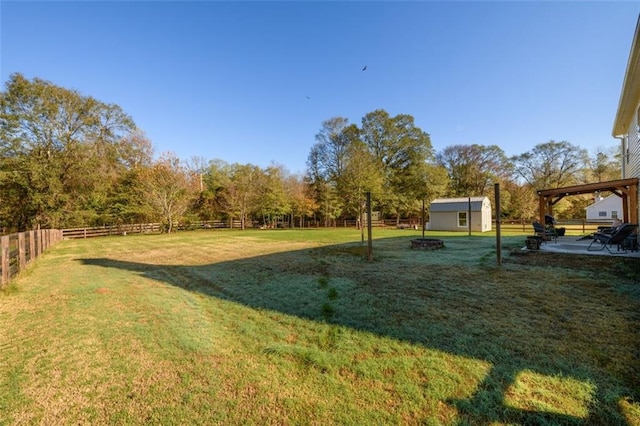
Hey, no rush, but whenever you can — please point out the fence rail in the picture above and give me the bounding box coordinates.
[63,223,162,239]
[60,218,611,239]
[1,229,63,287]
[61,221,245,238]
[0,218,613,287]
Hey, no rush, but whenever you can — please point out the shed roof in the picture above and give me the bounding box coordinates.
[430,197,488,212]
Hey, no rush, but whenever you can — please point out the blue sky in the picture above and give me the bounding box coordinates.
[2,1,639,174]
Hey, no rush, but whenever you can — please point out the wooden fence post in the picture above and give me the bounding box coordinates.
[35,230,41,257]
[18,232,26,272]
[494,183,502,266]
[1,235,9,286]
[29,230,35,263]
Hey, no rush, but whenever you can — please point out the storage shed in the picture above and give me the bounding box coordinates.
[585,195,623,221]
[429,197,492,232]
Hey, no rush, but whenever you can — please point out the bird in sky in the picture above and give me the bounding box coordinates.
[362,65,367,71]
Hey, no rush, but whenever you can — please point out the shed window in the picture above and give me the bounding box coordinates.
[457,211,467,227]
[598,211,607,217]
[611,211,618,219]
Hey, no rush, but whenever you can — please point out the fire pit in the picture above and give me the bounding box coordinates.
[411,238,444,250]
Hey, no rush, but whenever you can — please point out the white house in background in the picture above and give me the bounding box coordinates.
[429,197,492,232]
[585,195,623,221]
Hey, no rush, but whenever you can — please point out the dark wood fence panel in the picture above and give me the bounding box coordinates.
[62,220,254,238]
[62,223,162,239]
[0,229,62,287]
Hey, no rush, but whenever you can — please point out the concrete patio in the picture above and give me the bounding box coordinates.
[524,235,640,258]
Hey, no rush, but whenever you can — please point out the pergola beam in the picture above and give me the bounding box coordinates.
[536,178,639,224]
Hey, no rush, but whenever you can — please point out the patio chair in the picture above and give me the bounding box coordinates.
[544,214,556,227]
[532,221,556,242]
[587,223,638,254]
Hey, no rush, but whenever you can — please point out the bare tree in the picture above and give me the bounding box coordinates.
[511,140,588,189]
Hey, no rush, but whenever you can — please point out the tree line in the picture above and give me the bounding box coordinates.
[0,73,621,233]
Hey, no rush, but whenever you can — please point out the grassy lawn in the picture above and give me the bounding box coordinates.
[1,228,639,425]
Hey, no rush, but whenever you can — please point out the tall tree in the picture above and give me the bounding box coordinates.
[359,109,434,219]
[286,174,317,228]
[502,181,538,222]
[0,73,136,230]
[191,159,233,221]
[138,153,196,233]
[511,140,588,189]
[309,117,352,183]
[587,147,621,183]
[436,144,511,197]
[257,163,291,227]
[223,163,262,229]
[337,134,384,226]
[306,117,351,224]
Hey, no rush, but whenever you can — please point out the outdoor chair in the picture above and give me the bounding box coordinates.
[545,214,556,227]
[587,223,638,254]
[597,219,623,235]
[532,221,556,242]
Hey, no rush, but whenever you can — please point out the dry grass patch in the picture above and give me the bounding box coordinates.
[1,229,638,425]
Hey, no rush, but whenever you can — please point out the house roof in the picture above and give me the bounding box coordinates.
[430,197,489,212]
[613,14,640,136]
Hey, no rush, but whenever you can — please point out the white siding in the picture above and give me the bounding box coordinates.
[623,103,640,180]
[429,197,492,232]
[623,104,640,225]
[585,195,623,221]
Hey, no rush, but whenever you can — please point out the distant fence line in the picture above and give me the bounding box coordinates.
[59,218,605,240]
[61,220,247,239]
[0,219,606,287]
[61,219,407,239]
[62,223,163,239]
[1,229,63,287]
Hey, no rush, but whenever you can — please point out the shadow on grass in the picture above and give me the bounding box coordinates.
[79,235,640,425]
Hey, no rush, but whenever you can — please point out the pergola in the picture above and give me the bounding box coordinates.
[537,178,639,225]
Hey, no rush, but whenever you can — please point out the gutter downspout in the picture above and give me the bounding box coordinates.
[613,135,626,179]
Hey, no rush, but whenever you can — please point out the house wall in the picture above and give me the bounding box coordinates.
[623,104,640,224]
[623,103,640,180]
[615,16,640,229]
[585,196,624,221]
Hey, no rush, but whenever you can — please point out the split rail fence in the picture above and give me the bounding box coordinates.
[62,223,162,239]
[1,229,63,287]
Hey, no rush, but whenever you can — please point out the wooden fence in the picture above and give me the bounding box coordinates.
[1,229,63,287]
[61,220,244,239]
[61,218,607,239]
[0,218,610,286]
[63,223,162,239]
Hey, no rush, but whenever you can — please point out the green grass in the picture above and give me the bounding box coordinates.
[1,228,639,425]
